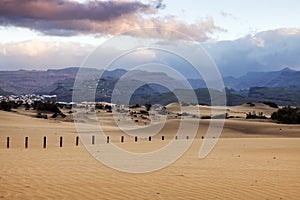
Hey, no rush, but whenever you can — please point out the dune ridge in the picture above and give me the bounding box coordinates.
[1,106,300,199]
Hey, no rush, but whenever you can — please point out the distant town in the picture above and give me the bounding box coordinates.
[0,94,57,105]
[0,93,119,109]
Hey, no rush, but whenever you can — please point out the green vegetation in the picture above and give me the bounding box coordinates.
[201,115,211,119]
[36,113,48,119]
[0,101,13,111]
[246,111,268,119]
[263,101,278,108]
[145,103,152,111]
[249,87,300,106]
[95,103,104,109]
[271,106,300,124]
[247,102,256,107]
[212,113,229,119]
[33,101,61,114]
[0,101,22,112]
[200,113,229,119]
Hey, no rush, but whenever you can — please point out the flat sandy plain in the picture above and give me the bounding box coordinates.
[0,104,300,199]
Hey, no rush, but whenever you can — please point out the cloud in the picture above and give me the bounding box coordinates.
[0,0,155,21]
[203,28,300,77]
[0,0,223,41]
[154,0,166,9]
[1,28,300,76]
[0,40,94,70]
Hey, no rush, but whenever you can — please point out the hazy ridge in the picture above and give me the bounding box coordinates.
[0,67,300,106]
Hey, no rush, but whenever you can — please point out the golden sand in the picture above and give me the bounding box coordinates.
[0,107,300,199]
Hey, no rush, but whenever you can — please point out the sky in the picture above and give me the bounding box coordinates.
[0,0,300,74]
[155,0,300,40]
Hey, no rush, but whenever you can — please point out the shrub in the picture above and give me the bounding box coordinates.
[36,112,42,118]
[0,101,23,111]
[36,112,47,119]
[95,103,104,109]
[129,104,140,108]
[271,106,300,124]
[12,102,22,109]
[177,112,189,117]
[51,113,66,118]
[145,103,152,111]
[25,103,30,110]
[201,115,211,119]
[246,111,268,119]
[140,110,149,115]
[181,112,189,116]
[181,102,190,106]
[34,101,61,113]
[263,101,278,108]
[212,113,228,119]
[200,113,229,119]
[247,102,255,107]
[192,114,199,119]
[104,105,112,112]
[0,101,13,111]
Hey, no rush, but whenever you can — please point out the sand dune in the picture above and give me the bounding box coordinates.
[1,108,300,199]
[166,102,279,118]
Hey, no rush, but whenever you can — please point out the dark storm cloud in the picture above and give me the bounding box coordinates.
[0,0,154,21]
[0,0,222,40]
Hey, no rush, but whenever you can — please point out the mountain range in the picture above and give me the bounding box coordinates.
[224,67,300,89]
[0,67,299,106]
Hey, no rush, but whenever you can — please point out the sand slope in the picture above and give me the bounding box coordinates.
[1,110,300,199]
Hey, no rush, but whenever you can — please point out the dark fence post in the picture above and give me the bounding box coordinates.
[25,137,28,148]
[149,136,151,141]
[76,136,79,146]
[92,135,95,145]
[7,137,9,149]
[162,136,165,141]
[43,136,46,149]
[59,136,63,147]
[121,136,124,143]
[135,136,137,142]
[107,136,109,143]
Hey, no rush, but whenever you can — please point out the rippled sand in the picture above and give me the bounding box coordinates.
[1,109,300,199]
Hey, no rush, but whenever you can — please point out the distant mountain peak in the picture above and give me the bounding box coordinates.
[280,67,295,72]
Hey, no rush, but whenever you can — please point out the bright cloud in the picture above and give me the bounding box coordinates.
[0,40,94,70]
[0,0,222,41]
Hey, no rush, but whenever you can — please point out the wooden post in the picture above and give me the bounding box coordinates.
[7,137,9,149]
[92,135,95,145]
[43,136,46,149]
[149,136,151,141]
[59,136,63,147]
[121,136,124,143]
[135,136,137,142]
[186,136,189,140]
[162,136,165,141]
[76,136,79,146]
[25,137,28,148]
[107,136,109,143]
[175,135,178,140]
